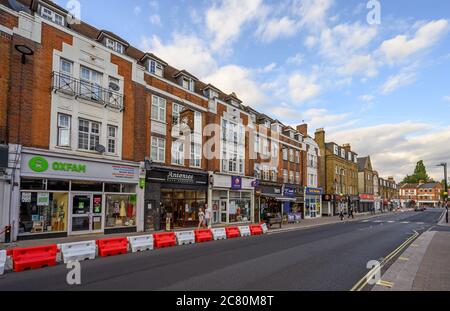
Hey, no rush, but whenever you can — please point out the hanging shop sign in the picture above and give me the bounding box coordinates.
[231,176,243,190]
[22,153,139,182]
[283,186,296,197]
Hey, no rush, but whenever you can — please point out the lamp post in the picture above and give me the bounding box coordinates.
[437,163,448,223]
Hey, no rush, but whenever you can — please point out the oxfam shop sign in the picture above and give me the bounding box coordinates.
[29,156,87,174]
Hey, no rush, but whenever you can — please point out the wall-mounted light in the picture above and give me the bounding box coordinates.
[15,44,34,64]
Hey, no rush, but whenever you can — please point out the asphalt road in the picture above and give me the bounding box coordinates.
[0,209,444,291]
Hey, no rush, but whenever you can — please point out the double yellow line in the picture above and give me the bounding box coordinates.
[350,230,419,291]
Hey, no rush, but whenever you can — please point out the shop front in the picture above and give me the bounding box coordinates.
[144,167,208,231]
[209,174,255,224]
[283,185,302,222]
[304,187,323,219]
[334,195,349,215]
[322,194,334,216]
[359,194,375,213]
[16,150,143,241]
[257,183,283,221]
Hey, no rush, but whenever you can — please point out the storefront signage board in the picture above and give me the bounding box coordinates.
[306,188,323,196]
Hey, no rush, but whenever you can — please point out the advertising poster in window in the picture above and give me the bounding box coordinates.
[37,192,50,206]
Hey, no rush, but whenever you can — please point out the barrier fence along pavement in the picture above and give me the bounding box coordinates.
[176,231,196,246]
[238,226,251,237]
[58,240,96,264]
[212,228,227,240]
[127,235,154,253]
[2,223,268,275]
[0,250,6,275]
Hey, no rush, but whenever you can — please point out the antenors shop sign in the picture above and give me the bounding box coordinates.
[22,154,138,182]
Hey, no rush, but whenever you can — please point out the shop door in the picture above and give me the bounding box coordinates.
[220,200,228,223]
[70,194,103,235]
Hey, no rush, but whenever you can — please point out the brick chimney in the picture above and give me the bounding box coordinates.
[314,128,325,147]
[297,124,308,136]
[342,143,351,152]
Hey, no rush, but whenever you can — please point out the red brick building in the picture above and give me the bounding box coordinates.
[0,0,312,242]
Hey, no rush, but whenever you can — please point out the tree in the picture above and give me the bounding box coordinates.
[402,160,431,184]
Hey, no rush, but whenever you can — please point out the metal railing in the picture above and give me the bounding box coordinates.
[52,72,124,111]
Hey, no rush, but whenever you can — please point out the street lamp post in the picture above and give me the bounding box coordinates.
[437,163,448,223]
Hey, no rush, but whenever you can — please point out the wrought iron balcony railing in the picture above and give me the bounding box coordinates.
[52,72,124,111]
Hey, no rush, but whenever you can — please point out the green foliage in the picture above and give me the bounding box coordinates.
[402,160,431,184]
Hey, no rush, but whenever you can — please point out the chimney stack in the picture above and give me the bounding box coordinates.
[342,144,351,152]
[297,124,308,136]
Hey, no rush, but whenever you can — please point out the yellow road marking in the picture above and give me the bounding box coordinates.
[399,257,409,261]
[350,230,419,291]
[376,280,394,288]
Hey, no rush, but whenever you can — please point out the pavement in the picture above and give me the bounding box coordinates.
[0,209,442,291]
[373,209,450,291]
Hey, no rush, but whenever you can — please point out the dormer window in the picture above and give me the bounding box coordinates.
[182,77,194,91]
[149,60,164,77]
[263,120,271,128]
[341,149,346,158]
[105,38,124,54]
[40,5,65,26]
[271,124,282,133]
[289,131,295,139]
[333,145,339,155]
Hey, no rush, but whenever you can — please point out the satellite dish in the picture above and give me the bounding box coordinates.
[109,82,120,91]
[95,144,106,154]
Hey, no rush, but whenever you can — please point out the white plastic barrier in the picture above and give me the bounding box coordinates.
[261,223,268,234]
[212,228,227,241]
[58,240,96,264]
[176,231,195,245]
[128,235,154,253]
[0,250,6,275]
[238,226,251,237]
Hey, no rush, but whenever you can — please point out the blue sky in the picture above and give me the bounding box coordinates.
[55,0,450,181]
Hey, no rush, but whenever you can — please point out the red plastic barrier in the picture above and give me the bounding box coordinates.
[153,232,177,249]
[225,226,240,239]
[195,229,213,243]
[96,237,128,257]
[12,245,58,272]
[250,224,263,236]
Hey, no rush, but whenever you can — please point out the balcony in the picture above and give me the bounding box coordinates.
[52,72,124,111]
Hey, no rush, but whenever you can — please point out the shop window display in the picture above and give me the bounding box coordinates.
[105,194,137,228]
[229,191,251,223]
[19,192,68,235]
[160,190,207,228]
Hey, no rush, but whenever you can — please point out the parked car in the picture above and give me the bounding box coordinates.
[414,206,426,212]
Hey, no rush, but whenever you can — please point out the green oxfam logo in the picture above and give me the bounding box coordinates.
[29,157,49,173]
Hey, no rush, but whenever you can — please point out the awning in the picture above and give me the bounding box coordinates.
[261,194,297,202]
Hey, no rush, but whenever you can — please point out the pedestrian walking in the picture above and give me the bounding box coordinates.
[339,207,344,221]
[198,207,206,229]
[348,206,354,219]
[205,204,212,229]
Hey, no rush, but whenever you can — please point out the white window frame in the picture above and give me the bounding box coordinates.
[334,145,339,155]
[289,149,294,162]
[172,139,185,166]
[282,148,288,161]
[283,170,288,183]
[151,136,165,163]
[107,125,118,155]
[151,95,166,123]
[172,103,184,125]
[105,37,124,54]
[78,119,101,151]
[295,150,300,164]
[40,6,65,26]
[80,66,103,101]
[57,113,71,147]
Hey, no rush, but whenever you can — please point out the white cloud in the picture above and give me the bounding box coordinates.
[336,54,378,78]
[329,122,450,181]
[203,65,267,108]
[381,71,417,94]
[286,53,304,65]
[149,14,162,26]
[294,0,334,30]
[256,16,299,42]
[134,6,141,16]
[140,33,218,78]
[260,63,277,73]
[359,95,375,102]
[206,0,266,50]
[379,19,449,64]
[443,96,450,102]
[288,73,321,103]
